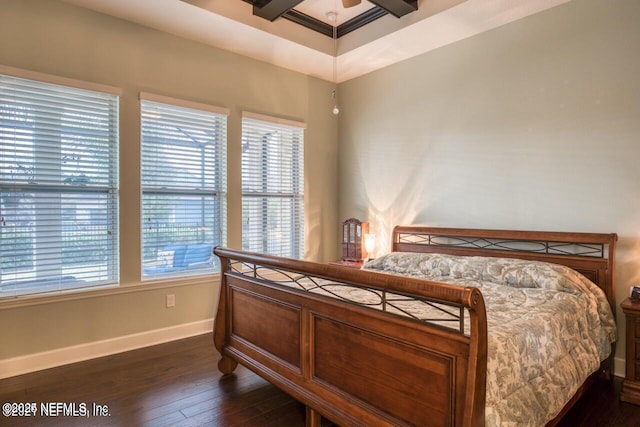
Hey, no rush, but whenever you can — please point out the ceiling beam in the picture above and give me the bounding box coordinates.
[283,7,389,39]
[251,0,305,22]
[284,10,333,37]
[369,0,417,18]
[337,7,388,38]
[245,0,418,37]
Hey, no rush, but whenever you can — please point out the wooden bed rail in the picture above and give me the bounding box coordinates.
[213,247,488,427]
[214,247,485,308]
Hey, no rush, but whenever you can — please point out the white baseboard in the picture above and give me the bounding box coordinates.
[0,318,214,380]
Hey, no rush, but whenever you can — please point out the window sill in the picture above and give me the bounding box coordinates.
[0,273,220,310]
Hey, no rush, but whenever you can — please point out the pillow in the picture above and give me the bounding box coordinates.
[157,250,175,268]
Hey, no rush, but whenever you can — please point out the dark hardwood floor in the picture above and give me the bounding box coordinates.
[1,334,638,426]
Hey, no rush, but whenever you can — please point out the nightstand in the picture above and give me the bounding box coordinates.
[621,298,640,405]
[328,260,364,269]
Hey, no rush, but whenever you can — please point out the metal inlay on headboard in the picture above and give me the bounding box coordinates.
[397,233,606,258]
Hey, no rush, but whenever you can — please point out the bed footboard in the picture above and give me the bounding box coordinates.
[213,248,487,427]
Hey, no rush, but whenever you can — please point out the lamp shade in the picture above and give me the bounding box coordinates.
[364,233,376,255]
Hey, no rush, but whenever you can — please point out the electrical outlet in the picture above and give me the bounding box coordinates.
[166,294,175,308]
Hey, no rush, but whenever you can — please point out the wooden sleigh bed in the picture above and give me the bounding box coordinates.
[213,226,617,427]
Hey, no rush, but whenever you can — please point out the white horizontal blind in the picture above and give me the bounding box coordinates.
[0,74,119,297]
[141,99,226,278]
[241,115,304,259]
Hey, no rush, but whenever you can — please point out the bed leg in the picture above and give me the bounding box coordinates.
[305,406,321,427]
[218,355,238,375]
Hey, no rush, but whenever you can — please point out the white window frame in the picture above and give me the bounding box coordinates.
[241,111,305,259]
[140,92,228,280]
[0,66,120,298]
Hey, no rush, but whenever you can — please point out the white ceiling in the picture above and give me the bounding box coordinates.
[62,0,571,83]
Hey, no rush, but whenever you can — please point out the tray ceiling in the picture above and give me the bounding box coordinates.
[243,0,418,37]
[62,0,571,83]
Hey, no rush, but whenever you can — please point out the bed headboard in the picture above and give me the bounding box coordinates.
[392,226,618,311]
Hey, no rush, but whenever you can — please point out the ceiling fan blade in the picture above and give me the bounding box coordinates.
[342,0,362,8]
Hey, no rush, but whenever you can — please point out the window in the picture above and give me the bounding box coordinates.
[140,94,227,279]
[0,73,119,297]
[241,112,304,259]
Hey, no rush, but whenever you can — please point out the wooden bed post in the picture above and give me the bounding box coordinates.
[213,250,237,375]
[463,287,488,427]
[305,407,321,427]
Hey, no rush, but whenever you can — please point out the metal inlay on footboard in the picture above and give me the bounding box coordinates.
[227,259,468,335]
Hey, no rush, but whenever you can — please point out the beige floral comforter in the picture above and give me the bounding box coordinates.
[361,252,617,427]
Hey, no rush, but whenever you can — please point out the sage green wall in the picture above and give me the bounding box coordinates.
[0,0,338,360]
[338,0,640,366]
